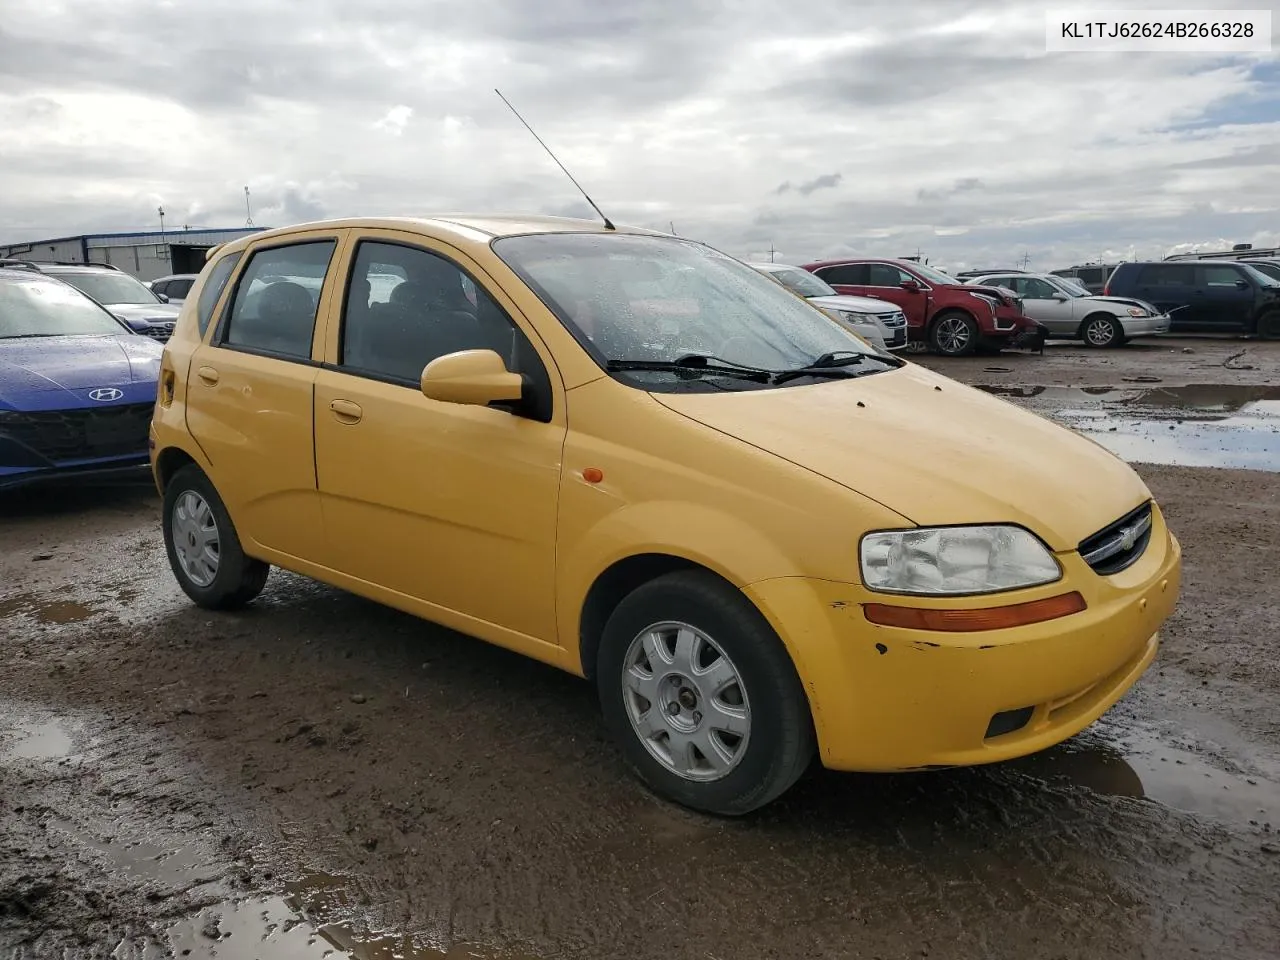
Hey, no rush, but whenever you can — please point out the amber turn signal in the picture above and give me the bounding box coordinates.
[863,591,1087,632]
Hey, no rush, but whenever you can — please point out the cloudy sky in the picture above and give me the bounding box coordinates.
[1,0,1277,271]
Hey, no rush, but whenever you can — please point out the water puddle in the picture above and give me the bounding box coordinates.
[979,383,1280,471]
[0,590,99,623]
[1,716,75,760]
[157,872,540,960]
[1008,722,1280,827]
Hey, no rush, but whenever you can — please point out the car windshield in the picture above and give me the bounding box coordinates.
[1242,263,1280,287]
[1052,276,1091,297]
[1246,261,1280,282]
[0,276,127,338]
[493,233,884,387]
[758,266,836,298]
[911,262,959,285]
[57,271,162,305]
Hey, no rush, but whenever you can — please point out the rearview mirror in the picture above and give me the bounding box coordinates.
[420,349,525,407]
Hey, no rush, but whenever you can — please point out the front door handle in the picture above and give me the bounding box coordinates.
[329,399,363,424]
[196,365,220,385]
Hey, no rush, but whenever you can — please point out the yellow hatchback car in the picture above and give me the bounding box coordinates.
[150,216,1182,815]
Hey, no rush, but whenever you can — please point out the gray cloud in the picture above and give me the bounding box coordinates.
[0,0,1276,273]
[776,173,844,197]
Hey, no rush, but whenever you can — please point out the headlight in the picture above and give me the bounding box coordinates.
[860,525,1061,596]
[1126,307,1148,317]
[839,310,869,323]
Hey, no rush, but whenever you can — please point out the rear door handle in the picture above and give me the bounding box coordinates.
[329,399,363,424]
[196,365,220,385]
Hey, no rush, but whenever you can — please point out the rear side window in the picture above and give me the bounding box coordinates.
[1076,267,1104,285]
[222,241,336,359]
[197,253,242,337]
[815,264,868,285]
[1135,264,1194,287]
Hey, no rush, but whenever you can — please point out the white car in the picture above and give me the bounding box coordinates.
[148,273,201,306]
[969,272,1169,347]
[748,262,908,352]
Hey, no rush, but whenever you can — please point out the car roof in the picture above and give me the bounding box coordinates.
[746,261,797,270]
[211,214,667,259]
[35,263,120,273]
[802,257,915,269]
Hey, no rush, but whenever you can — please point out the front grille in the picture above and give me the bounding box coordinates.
[1078,502,1154,575]
[0,403,153,464]
[145,321,175,342]
[876,311,907,328]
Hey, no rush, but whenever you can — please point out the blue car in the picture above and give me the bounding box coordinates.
[0,267,163,490]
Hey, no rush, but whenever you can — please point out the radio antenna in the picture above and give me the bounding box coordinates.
[495,88,615,230]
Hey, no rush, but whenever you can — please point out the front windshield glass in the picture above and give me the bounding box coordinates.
[0,276,128,338]
[1246,261,1280,282]
[911,262,958,285]
[493,233,884,387]
[1052,275,1091,297]
[58,271,162,306]
[760,266,836,298]
[1242,263,1280,287]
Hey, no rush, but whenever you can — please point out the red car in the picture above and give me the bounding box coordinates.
[800,258,1045,356]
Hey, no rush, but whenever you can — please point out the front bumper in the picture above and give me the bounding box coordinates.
[1121,314,1172,337]
[743,506,1181,772]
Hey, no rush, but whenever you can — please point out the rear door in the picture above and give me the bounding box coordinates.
[1196,263,1256,330]
[1129,264,1196,328]
[185,230,347,563]
[810,263,869,298]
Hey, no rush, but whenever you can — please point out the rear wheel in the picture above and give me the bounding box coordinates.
[1081,313,1123,348]
[596,571,815,816]
[929,311,978,356]
[162,464,269,610]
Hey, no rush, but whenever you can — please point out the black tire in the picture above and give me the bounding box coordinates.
[928,311,978,356]
[1080,313,1123,348]
[1258,311,1280,340]
[596,570,815,816]
[162,464,270,610]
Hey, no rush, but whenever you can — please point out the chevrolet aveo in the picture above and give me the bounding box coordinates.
[150,216,1182,815]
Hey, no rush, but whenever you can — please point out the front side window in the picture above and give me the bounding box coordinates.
[1022,277,1060,299]
[222,241,335,359]
[494,233,896,391]
[56,271,161,306]
[340,240,535,385]
[0,276,128,338]
[197,253,242,337]
[867,263,911,287]
[1202,265,1243,287]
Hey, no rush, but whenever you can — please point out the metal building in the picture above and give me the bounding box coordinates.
[0,227,267,281]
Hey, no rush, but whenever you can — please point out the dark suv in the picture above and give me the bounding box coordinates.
[1104,261,1280,338]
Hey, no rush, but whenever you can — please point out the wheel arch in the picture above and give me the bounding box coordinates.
[154,445,201,492]
[578,553,734,680]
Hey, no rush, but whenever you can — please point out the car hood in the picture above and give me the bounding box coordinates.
[651,363,1150,551]
[108,302,182,323]
[0,335,163,404]
[806,294,900,315]
[1081,295,1159,312]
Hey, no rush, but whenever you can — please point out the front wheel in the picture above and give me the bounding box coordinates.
[1258,311,1280,340]
[162,464,270,610]
[596,571,815,816]
[929,312,978,356]
[1081,314,1123,348]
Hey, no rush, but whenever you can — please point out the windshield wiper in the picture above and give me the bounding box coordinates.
[607,355,771,383]
[770,350,897,385]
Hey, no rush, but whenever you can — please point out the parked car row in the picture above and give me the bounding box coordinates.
[0,258,181,341]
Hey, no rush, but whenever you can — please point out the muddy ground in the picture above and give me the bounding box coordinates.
[2,337,1279,959]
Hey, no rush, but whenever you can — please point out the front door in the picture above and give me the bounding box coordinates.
[185,232,345,563]
[312,233,567,645]
[1196,264,1256,330]
[1015,276,1077,335]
